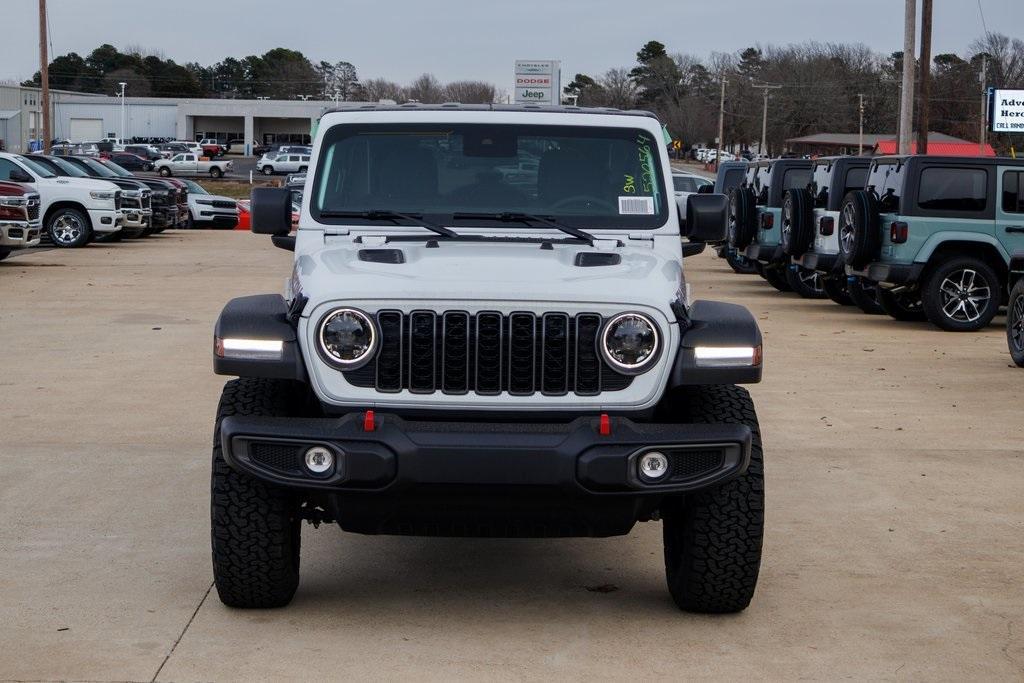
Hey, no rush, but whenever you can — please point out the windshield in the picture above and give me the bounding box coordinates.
[183,180,208,194]
[47,156,88,177]
[99,160,133,177]
[77,157,117,177]
[17,156,56,178]
[311,123,668,229]
[673,175,709,192]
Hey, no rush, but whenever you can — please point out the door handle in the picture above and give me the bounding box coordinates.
[1006,226,1024,233]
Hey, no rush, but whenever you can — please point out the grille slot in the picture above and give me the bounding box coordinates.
[343,311,634,396]
[669,449,726,481]
[27,196,40,221]
[250,442,302,474]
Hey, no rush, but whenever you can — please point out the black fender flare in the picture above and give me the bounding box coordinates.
[1009,251,1024,290]
[670,300,763,386]
[213,294,307,381]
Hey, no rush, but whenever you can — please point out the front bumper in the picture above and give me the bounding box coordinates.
[0,219,42,248]
[196,211,239,229]
[847,261,925,286]
[86,208,123,234]
[119,208,152,230]
[220,413,751,496]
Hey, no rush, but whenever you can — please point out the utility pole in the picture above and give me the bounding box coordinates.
[979,57,988,154]
[898,0,916,155]
[38,0,50,153]
[715,77,727,171]
[917,0,933,155]
[753,84,782,157]
[858,94,865,155]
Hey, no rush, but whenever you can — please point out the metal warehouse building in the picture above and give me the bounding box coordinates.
[0,82,345,155]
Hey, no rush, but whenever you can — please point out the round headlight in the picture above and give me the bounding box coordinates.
[318,308,377,368]
[600,312,659,374]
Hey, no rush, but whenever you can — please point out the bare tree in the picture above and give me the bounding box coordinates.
[360,78,406,103]
[408,73,444,103]
[442,80,496,103]
[599,68,638,109]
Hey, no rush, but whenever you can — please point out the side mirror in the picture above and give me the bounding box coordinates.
[9,168,33,183]
[697,184,714,194]
[250,187,293,236]
[683,193,729,244]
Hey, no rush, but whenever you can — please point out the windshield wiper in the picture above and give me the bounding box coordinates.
[318,209,456,238]
[452,211,596,245]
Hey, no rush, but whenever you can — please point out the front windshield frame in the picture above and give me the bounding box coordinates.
[45,156,89,177]
[310,122,669,230]
[76,157,117,177]
[17,156,57,178]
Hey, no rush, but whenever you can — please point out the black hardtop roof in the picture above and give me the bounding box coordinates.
[321,102,659,119]
[812,155,872,166]
[871,154,1024,167]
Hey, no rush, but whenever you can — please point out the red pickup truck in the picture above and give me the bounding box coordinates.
[0,180,42,261]
[199,139,226,157]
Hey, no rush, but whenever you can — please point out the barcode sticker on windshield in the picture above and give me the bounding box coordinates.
[618,196,655,215]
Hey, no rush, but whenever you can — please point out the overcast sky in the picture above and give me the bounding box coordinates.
[2,0,1019,90]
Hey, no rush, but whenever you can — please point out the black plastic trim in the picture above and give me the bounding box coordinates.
[213,294,307,381]
[669,300,763,386]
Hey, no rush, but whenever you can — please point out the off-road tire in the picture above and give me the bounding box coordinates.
[762,265,792,292]
[46,207,92,248]
[729,186,757,250]
[159,167,172,177]
[262,166,274,176]
[838,190,880,269]
[1008,279,1024,367]
[877,287,927,322]
[847,276,884,314]
[921,256,1001,332]
[662,384,764,613]
[210,167,224,179]
[780,188,813,257]
[721,247,759,274]
[822,275,853,305]
[212,378,303,608]
[784,265,828,299]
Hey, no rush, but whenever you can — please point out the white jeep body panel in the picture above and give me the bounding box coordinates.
[289,109,684,412]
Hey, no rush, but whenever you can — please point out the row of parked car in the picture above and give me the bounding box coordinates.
[706,154,1024,365]
[0,152,241,257]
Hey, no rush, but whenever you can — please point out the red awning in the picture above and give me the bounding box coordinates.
[874,140,996,156]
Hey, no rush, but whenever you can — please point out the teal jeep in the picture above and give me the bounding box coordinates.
[729,159,813,294]
[841,155,1024,331]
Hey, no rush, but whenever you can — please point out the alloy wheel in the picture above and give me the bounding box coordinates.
[938,268,991,323]
[1011,295,1024,353]
[51,214,83,245]
[798,268,824,293]
[839,203,856,255]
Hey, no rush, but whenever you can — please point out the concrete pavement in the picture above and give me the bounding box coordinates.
[0,232,1022,681]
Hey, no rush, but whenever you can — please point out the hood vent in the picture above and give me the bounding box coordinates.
[574,252,621,267]
[358,248,405,264]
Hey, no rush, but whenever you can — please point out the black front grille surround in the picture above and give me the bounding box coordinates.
[337,310,639,396]
[26,196,40,221]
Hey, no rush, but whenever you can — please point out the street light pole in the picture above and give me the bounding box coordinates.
[858,93,865,155]
[753,84,782,157]
[39,0,50,153]
[118,82,127,142]
[715,76,727,172]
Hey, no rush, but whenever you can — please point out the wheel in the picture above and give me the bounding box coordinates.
[210,167,223,178]
[212,378,303,608]
[729,187,757,250]
[46,207,92,248]
[784,265,828,299]
[921,256,1000,332]
[159,167,171,177]
[662,384,764,613]
[725,249,760,274]
[1007,279,1024,367]
[877,287,927,322]
[262,166,274,176]
[187,212,195,229]
[837,190,880,269]
[762,265,792,292]
[847,276,885,314]
[144,163,153,171]
[780,189,813,257]
[298,166,308,173]
[822,275,853,306]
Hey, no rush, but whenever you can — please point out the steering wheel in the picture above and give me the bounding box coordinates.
[549,195,616,212]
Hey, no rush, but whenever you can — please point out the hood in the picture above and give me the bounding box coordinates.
[295,237,683,310]
[46,176,123,192]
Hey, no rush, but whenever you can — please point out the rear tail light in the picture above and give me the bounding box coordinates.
[759,213,774,229]
[890,221,908,244]
[819,216,835,236]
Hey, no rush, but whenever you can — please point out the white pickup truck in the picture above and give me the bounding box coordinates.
[154,153,233,178]
[0,152,123,248]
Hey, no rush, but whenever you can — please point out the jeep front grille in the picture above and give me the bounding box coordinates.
[342,310,632,396]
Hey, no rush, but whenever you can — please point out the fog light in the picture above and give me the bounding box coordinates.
[638,451,670,482]
[303,446,334,475]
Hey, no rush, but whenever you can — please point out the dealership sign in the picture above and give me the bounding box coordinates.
[514,60,560,105]
[990,89,1024,132]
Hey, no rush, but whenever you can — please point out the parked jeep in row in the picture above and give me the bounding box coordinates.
[1008,252,1024,366]
[842,155,1024,331]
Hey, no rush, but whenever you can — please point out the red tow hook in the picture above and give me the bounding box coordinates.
[598,413,611,436]
[363,410,376,432]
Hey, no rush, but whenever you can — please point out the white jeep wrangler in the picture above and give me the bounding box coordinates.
[211,105,765,613]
